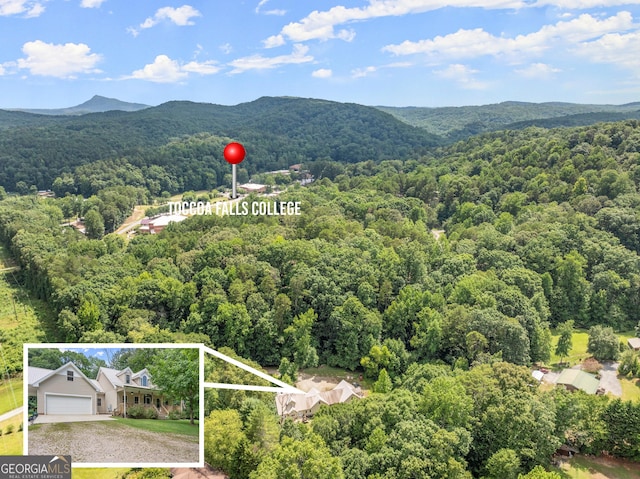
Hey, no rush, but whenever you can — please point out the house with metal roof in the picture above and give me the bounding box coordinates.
[555,369,600,395]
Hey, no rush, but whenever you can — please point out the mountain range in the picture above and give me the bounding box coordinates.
[4,95,640,141]
[9,95,150,116]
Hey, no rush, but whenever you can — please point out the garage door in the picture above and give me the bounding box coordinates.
[46,395,92,415]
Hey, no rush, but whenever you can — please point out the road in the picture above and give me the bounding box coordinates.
[0,406,23,422]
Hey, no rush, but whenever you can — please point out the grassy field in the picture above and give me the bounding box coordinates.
[557,455,640,479]
[0,377,23,415]
[73,468,133,479]
[549,329,637,368]
[115,418,199,437]
[0,414,23,455]
[550,330,591,367]
[0,243,55,390]
[619,377,640,402]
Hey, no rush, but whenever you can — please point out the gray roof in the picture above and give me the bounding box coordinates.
[97,366,155,389]
[628,338,640,350]
[28,363,103,392]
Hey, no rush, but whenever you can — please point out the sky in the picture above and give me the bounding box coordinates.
[1,0,640,108]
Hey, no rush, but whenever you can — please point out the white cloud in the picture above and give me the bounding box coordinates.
[132,5,201,35]
[130,55,188,83]
[0,0,45,17]
[128,54,220,83]
[80,0,106,8]
[352,66,377,78]
[350,60,414,78]
[0,65,5,75]
[17,40,102,78]
[574,31,640,74]
[435,63,488,89]
[220,43,233,54]
[272,0,524,44]
[312,68,333,78]
[182,60,222,75]
[229,44,313,74]
[263,34,286,48]
[255,0,286,16]
[536,0,640,7]
[383,11,635,60]
[515,62,561,78]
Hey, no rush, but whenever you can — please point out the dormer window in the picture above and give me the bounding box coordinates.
[142,375,148,387]
[125,374,130,384]
[67,371,74,381]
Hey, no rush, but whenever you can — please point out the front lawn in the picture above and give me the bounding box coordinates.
[550,330,590,367]
[0,415,23,455]
[0,377,23,415]
[73,468,133,479]
[115,418,199,437]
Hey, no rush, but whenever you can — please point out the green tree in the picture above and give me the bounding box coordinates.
[84,208,105,239]
[204,409,245,473]
[284,309,319,369]
[555,320,574,366]
[148,348,199,424]
[587,325,620,361]
[373,368,392,393]
[486,448,521,479]
[518,466,561,479]
[249,434,344,479]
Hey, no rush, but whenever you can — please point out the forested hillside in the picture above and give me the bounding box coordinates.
[0,97,440,194]
[379,101,640,141]
[2,118,640,477]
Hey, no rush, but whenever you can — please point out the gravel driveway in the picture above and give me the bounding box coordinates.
[28,421,199,464]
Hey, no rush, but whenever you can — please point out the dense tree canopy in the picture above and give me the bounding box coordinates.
[3,116,640,478]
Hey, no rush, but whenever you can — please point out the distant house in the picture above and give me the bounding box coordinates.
[239,183,267,194]
[556,369,600,395]
[628,338,640,351]
[531,370,545,382]
[276,380,362,419]
[289,164,302,173]
[139,214,187,234]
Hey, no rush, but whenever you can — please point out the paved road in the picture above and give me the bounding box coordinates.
[0,406,23,422]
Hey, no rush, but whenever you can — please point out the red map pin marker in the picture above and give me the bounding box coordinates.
[223,142,246,165]
[224,142,246,199]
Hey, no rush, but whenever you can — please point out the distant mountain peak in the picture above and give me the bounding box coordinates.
[9,95,151,116]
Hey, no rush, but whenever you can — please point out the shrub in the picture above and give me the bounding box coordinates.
[121,468,171,479]
[5,424,14,435]
[167,410,186,420]
[126,405,158,419]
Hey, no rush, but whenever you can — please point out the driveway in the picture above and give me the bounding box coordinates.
[598,361,622,397]
[28,420,199,464]
[33,414,115,424]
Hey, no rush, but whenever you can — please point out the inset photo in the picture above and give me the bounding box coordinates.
[24,343,204,468]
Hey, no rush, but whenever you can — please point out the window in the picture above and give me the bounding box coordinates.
[97,398,102,407]
[144,395,151,405]
[125,374,130,384]
[67,371,74,381]
[142,375,147,387]
[134,396,139,404]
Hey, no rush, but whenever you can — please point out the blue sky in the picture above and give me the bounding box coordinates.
[1,0,639,108]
